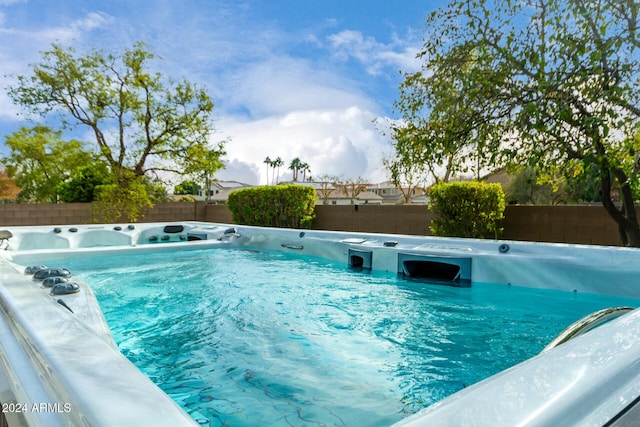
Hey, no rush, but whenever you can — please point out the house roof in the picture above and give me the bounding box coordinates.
[211,181,251,189]
[367,181,396,189]
[318,189,383,200]
[356,191,384,201]
[208,188,241,201]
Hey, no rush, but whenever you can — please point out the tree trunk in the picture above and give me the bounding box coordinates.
[600,167,640,247]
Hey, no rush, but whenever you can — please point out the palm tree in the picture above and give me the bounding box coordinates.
[263,156,271,185]
[300,162,311,182]
[273,157,284,185]
[289,157,302,181]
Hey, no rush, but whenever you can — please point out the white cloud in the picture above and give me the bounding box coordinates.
[0,2,416,187]
[34,11,112,44]
[0,11,113,45]
[216,106,394,185]
[0,10,113,121]
[327,29,422,75]
[215,159,260,185]
[71,12,112,33]
[217,55,379,118]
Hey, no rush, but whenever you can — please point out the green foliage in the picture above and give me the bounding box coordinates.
[390,45,502,184]
[145,179,169,202]
[563,162,605,204]
[227,184,317,229]
[505,166,608,205]
[8,42,226,219]
[174,180,201,195]
[92,170,153,223]
[8,42,225,178]
[56,161,109,203]
[384,154,425,203]
[182,146,225,202]
[504,168,569,205]
[429,182,505,239]
[399,0,640,245]
[289,157,310,182]
[2,126,93,203]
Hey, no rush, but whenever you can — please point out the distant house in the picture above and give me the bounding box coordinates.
[367,181,428,204]
[410,193,430,204]
[300,181,382,205]
[481,168,513,190]
[192,180,426,205]
[198,181,252,203]
[304,180,430,205]
[316,188,383,205]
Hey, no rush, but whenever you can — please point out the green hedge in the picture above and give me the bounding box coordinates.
[227,184,317,229]
[429,181,505,238]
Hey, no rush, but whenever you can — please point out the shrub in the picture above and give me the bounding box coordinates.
[227,184,317,229]
[91,171,153,223]
[429,181,505,238]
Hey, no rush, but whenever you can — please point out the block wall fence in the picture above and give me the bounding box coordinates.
[0,202,627,246]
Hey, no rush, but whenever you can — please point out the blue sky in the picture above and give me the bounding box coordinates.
[0,0,445,185]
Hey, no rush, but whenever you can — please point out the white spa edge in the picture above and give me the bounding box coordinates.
[0,221,638,426]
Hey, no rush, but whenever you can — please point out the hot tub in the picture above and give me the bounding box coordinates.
[0,222,639,426]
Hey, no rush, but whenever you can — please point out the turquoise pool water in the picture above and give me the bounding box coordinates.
[60,248,639,426]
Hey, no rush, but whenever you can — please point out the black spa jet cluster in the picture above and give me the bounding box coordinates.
[24,265,80,295]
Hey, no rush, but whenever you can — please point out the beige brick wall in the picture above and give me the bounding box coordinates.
[0,202,629,246]
[0,202,201,226]
[313,204,624,245]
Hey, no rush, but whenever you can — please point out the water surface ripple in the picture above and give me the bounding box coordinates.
[61,248,639,426]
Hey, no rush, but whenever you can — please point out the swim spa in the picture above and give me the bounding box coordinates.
[1,222,640,426]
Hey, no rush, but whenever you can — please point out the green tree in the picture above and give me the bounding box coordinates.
[391,45,501,184]
[8,42,225,220]
[92,170,152,222]
[263,156,272,185]
[145,178,169,202]
[564,162,604,203]
[183,145,225,202]
[2,126,93,203]
[174,180,201,196]
[56,160,109,203]
[289,157,306,182]
[384,153,426,204]
[398,0,640,245]
[273,156,284,184]
[504,167,572,205]
[300,161,311,182]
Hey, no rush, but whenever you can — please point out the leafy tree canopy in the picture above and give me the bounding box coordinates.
[8,42,226,219]
[2,126,93,203]
[183,145,225,202]
[56,160,109,203]
[394,0,640,245]
[174,180,201,196]
[145,178,169,203]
